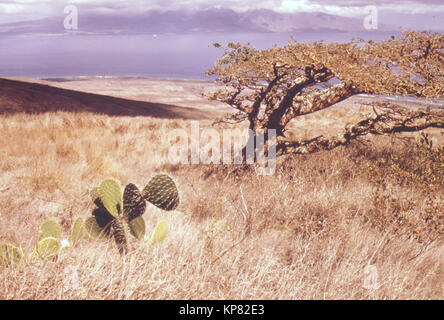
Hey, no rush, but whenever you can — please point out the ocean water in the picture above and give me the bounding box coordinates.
[0,31,399,79]
[2,31,441,106]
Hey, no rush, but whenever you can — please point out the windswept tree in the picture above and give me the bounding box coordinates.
[206,30,444,157]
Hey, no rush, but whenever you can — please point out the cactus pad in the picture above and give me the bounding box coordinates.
[123,183,146,221]
[0,243,23,267]
[70,217,85,246]
[37,237,60,260]
[129,216,146,241]
[142,174,179,211]
[38,220,62,242]
[150,220,168,244]
[91,188,109,211]
[87,175,178,254]
[111,218,128,255]
[92,207,114,233]
[85,216,109,241]
[99,178,123,218]
[90,186,101,203]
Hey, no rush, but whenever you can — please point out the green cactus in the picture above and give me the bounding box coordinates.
[150,220,168,245]
[90,186,101,203]
[35,219,81,260]
[84,216,109,241]
[37,237,60,260]
[87,174,179,255]
[1,218,86,265]
[123,183,146,220]
[0,243,24,267]
[87,179,147,254]
[142,174,179,211]
[70,217,85,247]
[34,220,64,260]
[99,178,122,218]
[129,216,146,241]
[38,219,62,242]
[110,218,129,255]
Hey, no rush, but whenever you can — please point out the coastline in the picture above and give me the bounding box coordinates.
[41,75,215,84]
[1,76,442,116]
[42,76,444,107]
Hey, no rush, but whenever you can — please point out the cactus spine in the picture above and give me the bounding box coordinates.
[142,174,179,211]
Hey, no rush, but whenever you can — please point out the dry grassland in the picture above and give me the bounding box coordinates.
[0,78,443,299]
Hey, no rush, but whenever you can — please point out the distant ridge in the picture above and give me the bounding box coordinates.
[0,78,212,119]
[0,8,396,35]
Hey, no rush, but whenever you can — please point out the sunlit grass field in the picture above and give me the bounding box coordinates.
[0,81,443,299]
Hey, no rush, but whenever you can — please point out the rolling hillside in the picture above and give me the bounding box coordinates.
[0,78,215,119]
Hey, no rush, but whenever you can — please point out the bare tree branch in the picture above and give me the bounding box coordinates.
[279,82,358,130]
[276,103,444,156]
[212,111,248,125]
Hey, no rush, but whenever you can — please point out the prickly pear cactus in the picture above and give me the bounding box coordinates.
[84,216,109,241]
[150,220,168,245]
[142,174,179,211]
[87,180,119,242]
[37,237,60,260]
[87,174,179,255]
[38,220,62,242]
[123,183,146,221]
[99,178,122,218]
[87,178,146,254]
[129,216,146,241]
[92,207,114,233]
[70,217,85,247]
[90,186,101,204]
[111,218,128,255]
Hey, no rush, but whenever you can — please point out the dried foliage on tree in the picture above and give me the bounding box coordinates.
[206,30,444,156]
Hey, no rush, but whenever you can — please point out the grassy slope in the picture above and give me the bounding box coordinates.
[0,78,220,119]
[0,78,442,299]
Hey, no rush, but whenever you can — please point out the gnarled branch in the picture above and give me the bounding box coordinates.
[276,103,444,156]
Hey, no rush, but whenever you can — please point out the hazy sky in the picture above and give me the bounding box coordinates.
[1,0,444,26]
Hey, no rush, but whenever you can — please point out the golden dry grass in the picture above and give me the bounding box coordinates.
[0,80,443,300]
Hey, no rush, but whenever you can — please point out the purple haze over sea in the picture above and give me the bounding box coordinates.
[0,31,399,80]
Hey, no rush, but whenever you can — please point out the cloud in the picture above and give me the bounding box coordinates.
[308,0,444,5]
[305,0,444,14]
[0,0,286,22]
[1,0,443,23]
